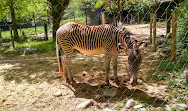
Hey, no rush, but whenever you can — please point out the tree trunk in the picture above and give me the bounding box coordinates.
[0,28,2,38]
[44,21,48,41]
[48,0,70,41]
[9,26,15,48]
[9,1,19,41]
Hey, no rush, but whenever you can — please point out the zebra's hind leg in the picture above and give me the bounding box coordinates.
[105,53,112,86]
[62,55,75,83]
[112,53,120,84]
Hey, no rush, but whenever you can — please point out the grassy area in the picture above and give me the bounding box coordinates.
[1,26,45,38]
[15,39,56,53]
[62,17,86,24]
[155,50,188,103]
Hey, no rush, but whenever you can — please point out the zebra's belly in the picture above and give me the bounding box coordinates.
[74,46,105,54]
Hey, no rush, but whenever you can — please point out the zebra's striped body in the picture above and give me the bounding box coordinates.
[56,22,134,85]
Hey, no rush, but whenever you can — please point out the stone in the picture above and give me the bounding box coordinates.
[76,99,94,109]
[141,76,147,81]
[30,75,36,79]
[139,108,147,111]
[92,66,97,71]
[82,71,88,76]
[54,73,61,79]
[24,48,38,55]
[124,72,129,76]
[103,108,117,111]
[182,70,188,79]
[133,104,143,109]
[94,94,101,101]
[54,90,62,97]
[157,37,166,45]
[125,99,135,108]
[3,44,11,49]
[103,87,117,97]
[137,79,143,83]
[171,104,188,110]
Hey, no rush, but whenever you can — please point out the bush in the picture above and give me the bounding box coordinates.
[176,1,188,49]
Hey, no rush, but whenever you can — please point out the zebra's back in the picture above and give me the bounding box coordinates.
[57,22,118,54]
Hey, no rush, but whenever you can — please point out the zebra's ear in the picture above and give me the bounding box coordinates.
[139,42,147,49]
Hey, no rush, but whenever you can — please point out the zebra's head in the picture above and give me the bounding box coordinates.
[118,31,137,51]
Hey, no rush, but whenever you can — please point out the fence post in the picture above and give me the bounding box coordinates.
[138,12,140,23]
[127,14,129,24]
[131,13,133,24]
[44,21,48,41]
[101,12,105,24]
[22,31,26,41]
[152,13,157,52]
[9,26,15,48]
[0,28,2,38]
[171,11,178,61]
[150,13,153,44]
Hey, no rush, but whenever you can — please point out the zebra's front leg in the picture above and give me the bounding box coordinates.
[105,53,112,86]
[112,53,120,84]
[63,55,75,83]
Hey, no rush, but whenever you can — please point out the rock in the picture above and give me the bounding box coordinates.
[3,44,11,49]
[82,71,88,76]
[54,74,61,79]
[94,94,101,101]
[182,70,188,80]
[141,76,147,81]
[125,99,135,108]
[103,108,117,111]
[30,75,36,79]
[124,72,129,76]
[139,108,147,111]
[133,104,143,109]
[171,104,188,110]
[137,79,143,83]
[76,99,94,109]
[103,87,117,97]
[157,37,166,45]
[92,66,97,71]
[165,104,188,111]
[54,90,62,97]
[24,48,38,55]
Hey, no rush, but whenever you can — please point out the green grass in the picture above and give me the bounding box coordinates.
[61,17,86,24]
[15,39,55,52]
[5,38,56,53]
[1,26,45,38]
[156,50,188,72]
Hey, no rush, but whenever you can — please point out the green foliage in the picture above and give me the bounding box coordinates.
[62,17,86,24]
[1,26,45,38]
[14,39,55,53]
[176,1,188,49]
[156,50,188,72]
[153,72,169,80]
[0,0,48,22]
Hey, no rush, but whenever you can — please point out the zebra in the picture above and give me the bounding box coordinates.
[56,22,136,86]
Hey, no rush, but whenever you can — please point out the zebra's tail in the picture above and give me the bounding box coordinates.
[56,37,64,78]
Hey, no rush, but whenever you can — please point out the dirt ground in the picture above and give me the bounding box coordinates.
[0,23,181,110]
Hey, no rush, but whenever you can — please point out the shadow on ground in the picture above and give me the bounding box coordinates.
[69,82,167,107]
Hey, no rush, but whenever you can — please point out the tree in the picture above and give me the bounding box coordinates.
[0,0,19,41]
[48,0,70,41]
[0,0,48,40]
